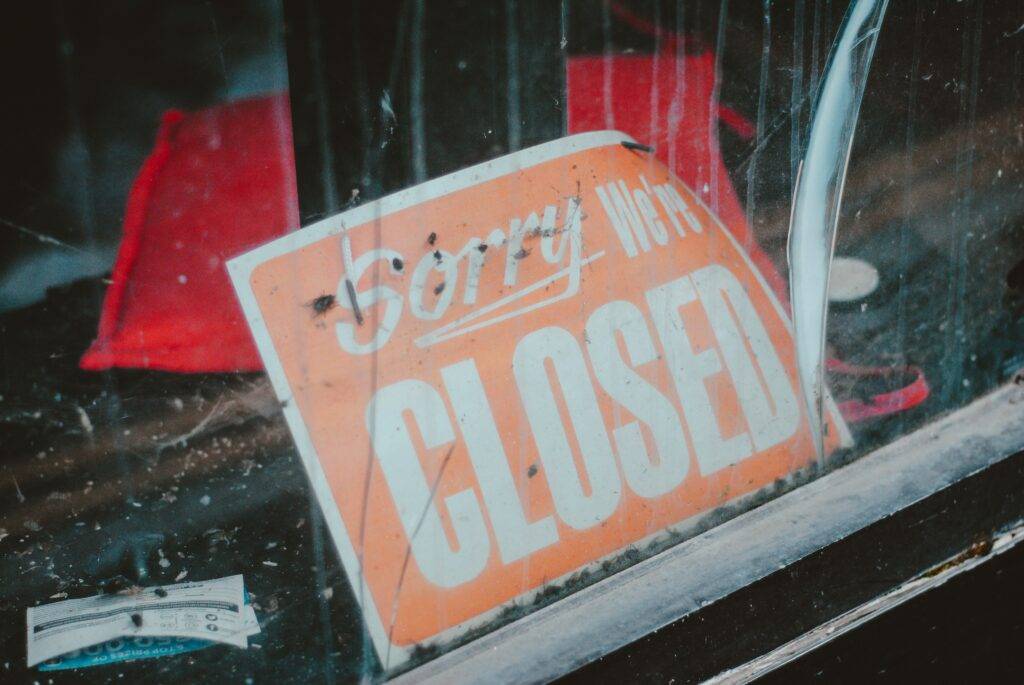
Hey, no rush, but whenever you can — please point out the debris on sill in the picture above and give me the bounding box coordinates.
[27,575,260,671]
[922,534,994,578]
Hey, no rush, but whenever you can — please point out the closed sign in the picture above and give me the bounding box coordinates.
[228,131,847,667]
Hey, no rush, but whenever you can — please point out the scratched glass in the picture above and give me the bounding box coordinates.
[1,2,1023,683]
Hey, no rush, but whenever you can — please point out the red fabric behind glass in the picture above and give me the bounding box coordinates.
[80,93,297,373]
[567,50,789,300]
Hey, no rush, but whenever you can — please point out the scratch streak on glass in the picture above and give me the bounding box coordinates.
[746,0,772,233]
[790,0,806,193]
[384,444,456,670]
[895,0,923,438]
[602,0,614,129]
[507,0,522,152]
[410,0,427,183]
[788,0,890,460]
[945,0,984,406]
[709,0,729,214]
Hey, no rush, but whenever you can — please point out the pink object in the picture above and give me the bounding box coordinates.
[80,93,297,373]
[567,48,789,301]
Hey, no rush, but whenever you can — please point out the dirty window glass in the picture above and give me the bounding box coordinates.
[2,1,1023,682]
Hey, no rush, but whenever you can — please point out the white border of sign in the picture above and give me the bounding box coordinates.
[227,130,849,671]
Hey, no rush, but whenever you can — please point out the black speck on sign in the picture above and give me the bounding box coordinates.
[308,294,337,317]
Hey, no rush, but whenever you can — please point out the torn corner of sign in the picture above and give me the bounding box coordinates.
[26,574,261,671]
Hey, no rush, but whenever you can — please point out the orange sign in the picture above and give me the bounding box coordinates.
[228,131,847,668]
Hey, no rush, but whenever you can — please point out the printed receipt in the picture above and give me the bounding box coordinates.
[27,575,251,668]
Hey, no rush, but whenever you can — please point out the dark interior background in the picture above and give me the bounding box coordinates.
[0,0,287,311]
[2,1,1024,683]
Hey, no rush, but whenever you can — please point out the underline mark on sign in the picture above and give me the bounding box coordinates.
[414,251,605,349]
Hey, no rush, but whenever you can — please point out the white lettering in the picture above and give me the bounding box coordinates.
[633,180,669,246]
[442,359,559,563]
[513,327,621,530]
[646,276,753,475]
[595,182,650,257]
[586,301,690,498]
[410,250,457,320]
[692,265,799,450]
[504,212,539,286]
[651,184,685,237]
[366,379,490,587]
[335,248,404,355]
[665,184,704,234]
